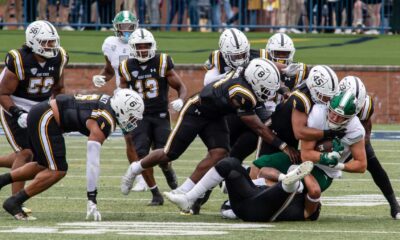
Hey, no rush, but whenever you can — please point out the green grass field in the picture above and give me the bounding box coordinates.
[0,136,400,240]
[1,30,400,65]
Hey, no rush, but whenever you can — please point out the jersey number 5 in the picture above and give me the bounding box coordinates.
[28,77,54,94]
[135,78,159,99]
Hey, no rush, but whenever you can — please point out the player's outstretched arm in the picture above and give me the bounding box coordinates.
[167,69,187,112]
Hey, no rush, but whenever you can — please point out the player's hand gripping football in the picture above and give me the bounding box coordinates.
[86,200,102,221]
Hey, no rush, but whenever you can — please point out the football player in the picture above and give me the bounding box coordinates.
[0,89,144,220]
[339,76,400,219]
[120,58,300,201]
[0,20,68,207]
[165,157,318,222]
[92,11,138,88]
[118,28,187,205]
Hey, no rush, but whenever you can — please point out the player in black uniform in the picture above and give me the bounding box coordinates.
[165,157,319,222]
[0,89,144,220]
[0,20,68,201]
[118,28,187,205]
[121,58,300,199]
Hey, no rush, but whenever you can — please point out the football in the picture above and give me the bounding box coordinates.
[315,139,333,152]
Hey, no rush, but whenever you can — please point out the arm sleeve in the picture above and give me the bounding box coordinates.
[91,110,116,138]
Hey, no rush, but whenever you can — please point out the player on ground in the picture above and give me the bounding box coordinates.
[0,20,67,209]
[0,89,144,220]
[118,28,187,205]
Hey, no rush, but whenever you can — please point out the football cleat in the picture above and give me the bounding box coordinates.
[164,191,194,212]
[121,166,137,195]
[161,164,178,190]
[3,197,36,221]
[220,200,238,219]
[391,206,400,220]
[131,175,148,192]
[282,161,314,186]
[21,205,32,214]
[147,195,164,206]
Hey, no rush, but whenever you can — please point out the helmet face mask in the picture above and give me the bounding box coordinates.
[113,11,138,43]
[266,33,295,65]
[306,65,339,105]
[110,89,144,132]
[327,91,357,130]
[244,58,280,102]
[219,28,250,68]
[129,28,156,62]
[26,20,60,58]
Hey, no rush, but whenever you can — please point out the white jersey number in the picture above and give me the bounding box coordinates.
[135,78,159,99]
[27,77,54,94]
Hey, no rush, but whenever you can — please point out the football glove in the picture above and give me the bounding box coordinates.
[170,98,184,112]
[86,200,102,221]
[92,75,106,88]
[319,152,340,167]
[17,113,28,128]
[332,138,344,154]
[282,63,303,77]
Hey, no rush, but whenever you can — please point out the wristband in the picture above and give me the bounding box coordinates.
[333,163,345,170]
[271,137,284,150]
[279,142,287,151]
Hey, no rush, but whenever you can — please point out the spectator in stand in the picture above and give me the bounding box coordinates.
[354,0,381,35]
[145,0,161,29]
[2,0,23,30]
[248,0,262,31]
[263,0,279,33]
[124,0,137,15]
[305,0,325,33]
[334,0,355,34]
[222,0,233,24]
[278,0,304,33]
[97,0,114,31]
[226,0,248,30]
[48,0,75,30]
[188,0,200,31]
[210,0,221,32]
[25,0,39,23]
[166,0,186,31]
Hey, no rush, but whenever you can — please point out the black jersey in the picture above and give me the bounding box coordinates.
[198,69,259,118]
[358,95,374,122]
[56,94,116,137]
[281,63,310,91]
[119,53,173,114]
[5,45,68,102]
[270,84,314,147]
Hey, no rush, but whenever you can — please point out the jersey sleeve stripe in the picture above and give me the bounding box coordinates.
[9,50,24,80]
[216,51,221,73]
[59,47,68,77]
[100,110,116,132]
[159,53,163,76]
[360,96,372,121]
[120,60,131,82]
[228,85,257,106]
[292,91,311,114]
[160,53,167,77]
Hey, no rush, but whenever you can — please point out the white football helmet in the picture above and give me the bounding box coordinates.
[25,20,60,58]
[219,28,250,68]
[244,58,281,102]
[338,76,367,114]
[266,33,295,65]
[128,28,156,62]
[306,65,339,104]
[110,89,144,132]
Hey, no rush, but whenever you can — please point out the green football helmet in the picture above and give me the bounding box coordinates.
[113,11,138,43]
[328,90,357,130]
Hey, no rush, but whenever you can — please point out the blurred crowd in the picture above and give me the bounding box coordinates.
[1,0,399,34]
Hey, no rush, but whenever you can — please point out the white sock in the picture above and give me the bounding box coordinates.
[278,173,286,182]
[130,161,144,175]
[86,141,101,192]
[282,180,300,193]
[186,167,224,201]
[252,178,267,186]
[177,178,196,193]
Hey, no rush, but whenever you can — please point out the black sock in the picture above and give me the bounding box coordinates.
[386,193,400,209]
[14,190,30,205]
[150,186,161,196]
[87,189,97,204]
[0,173,13,188]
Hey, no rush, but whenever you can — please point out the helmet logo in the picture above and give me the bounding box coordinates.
[254,65,270,81]
[313,75,327,86]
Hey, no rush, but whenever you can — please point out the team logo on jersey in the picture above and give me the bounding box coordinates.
[150,68,156,73]
[49,66,54,71]
[30,68,38,75]
[111,45,117,51]
[131,71,139,78]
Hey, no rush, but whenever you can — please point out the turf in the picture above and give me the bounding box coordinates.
[1,30,400,65]
[0,135,400,239]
